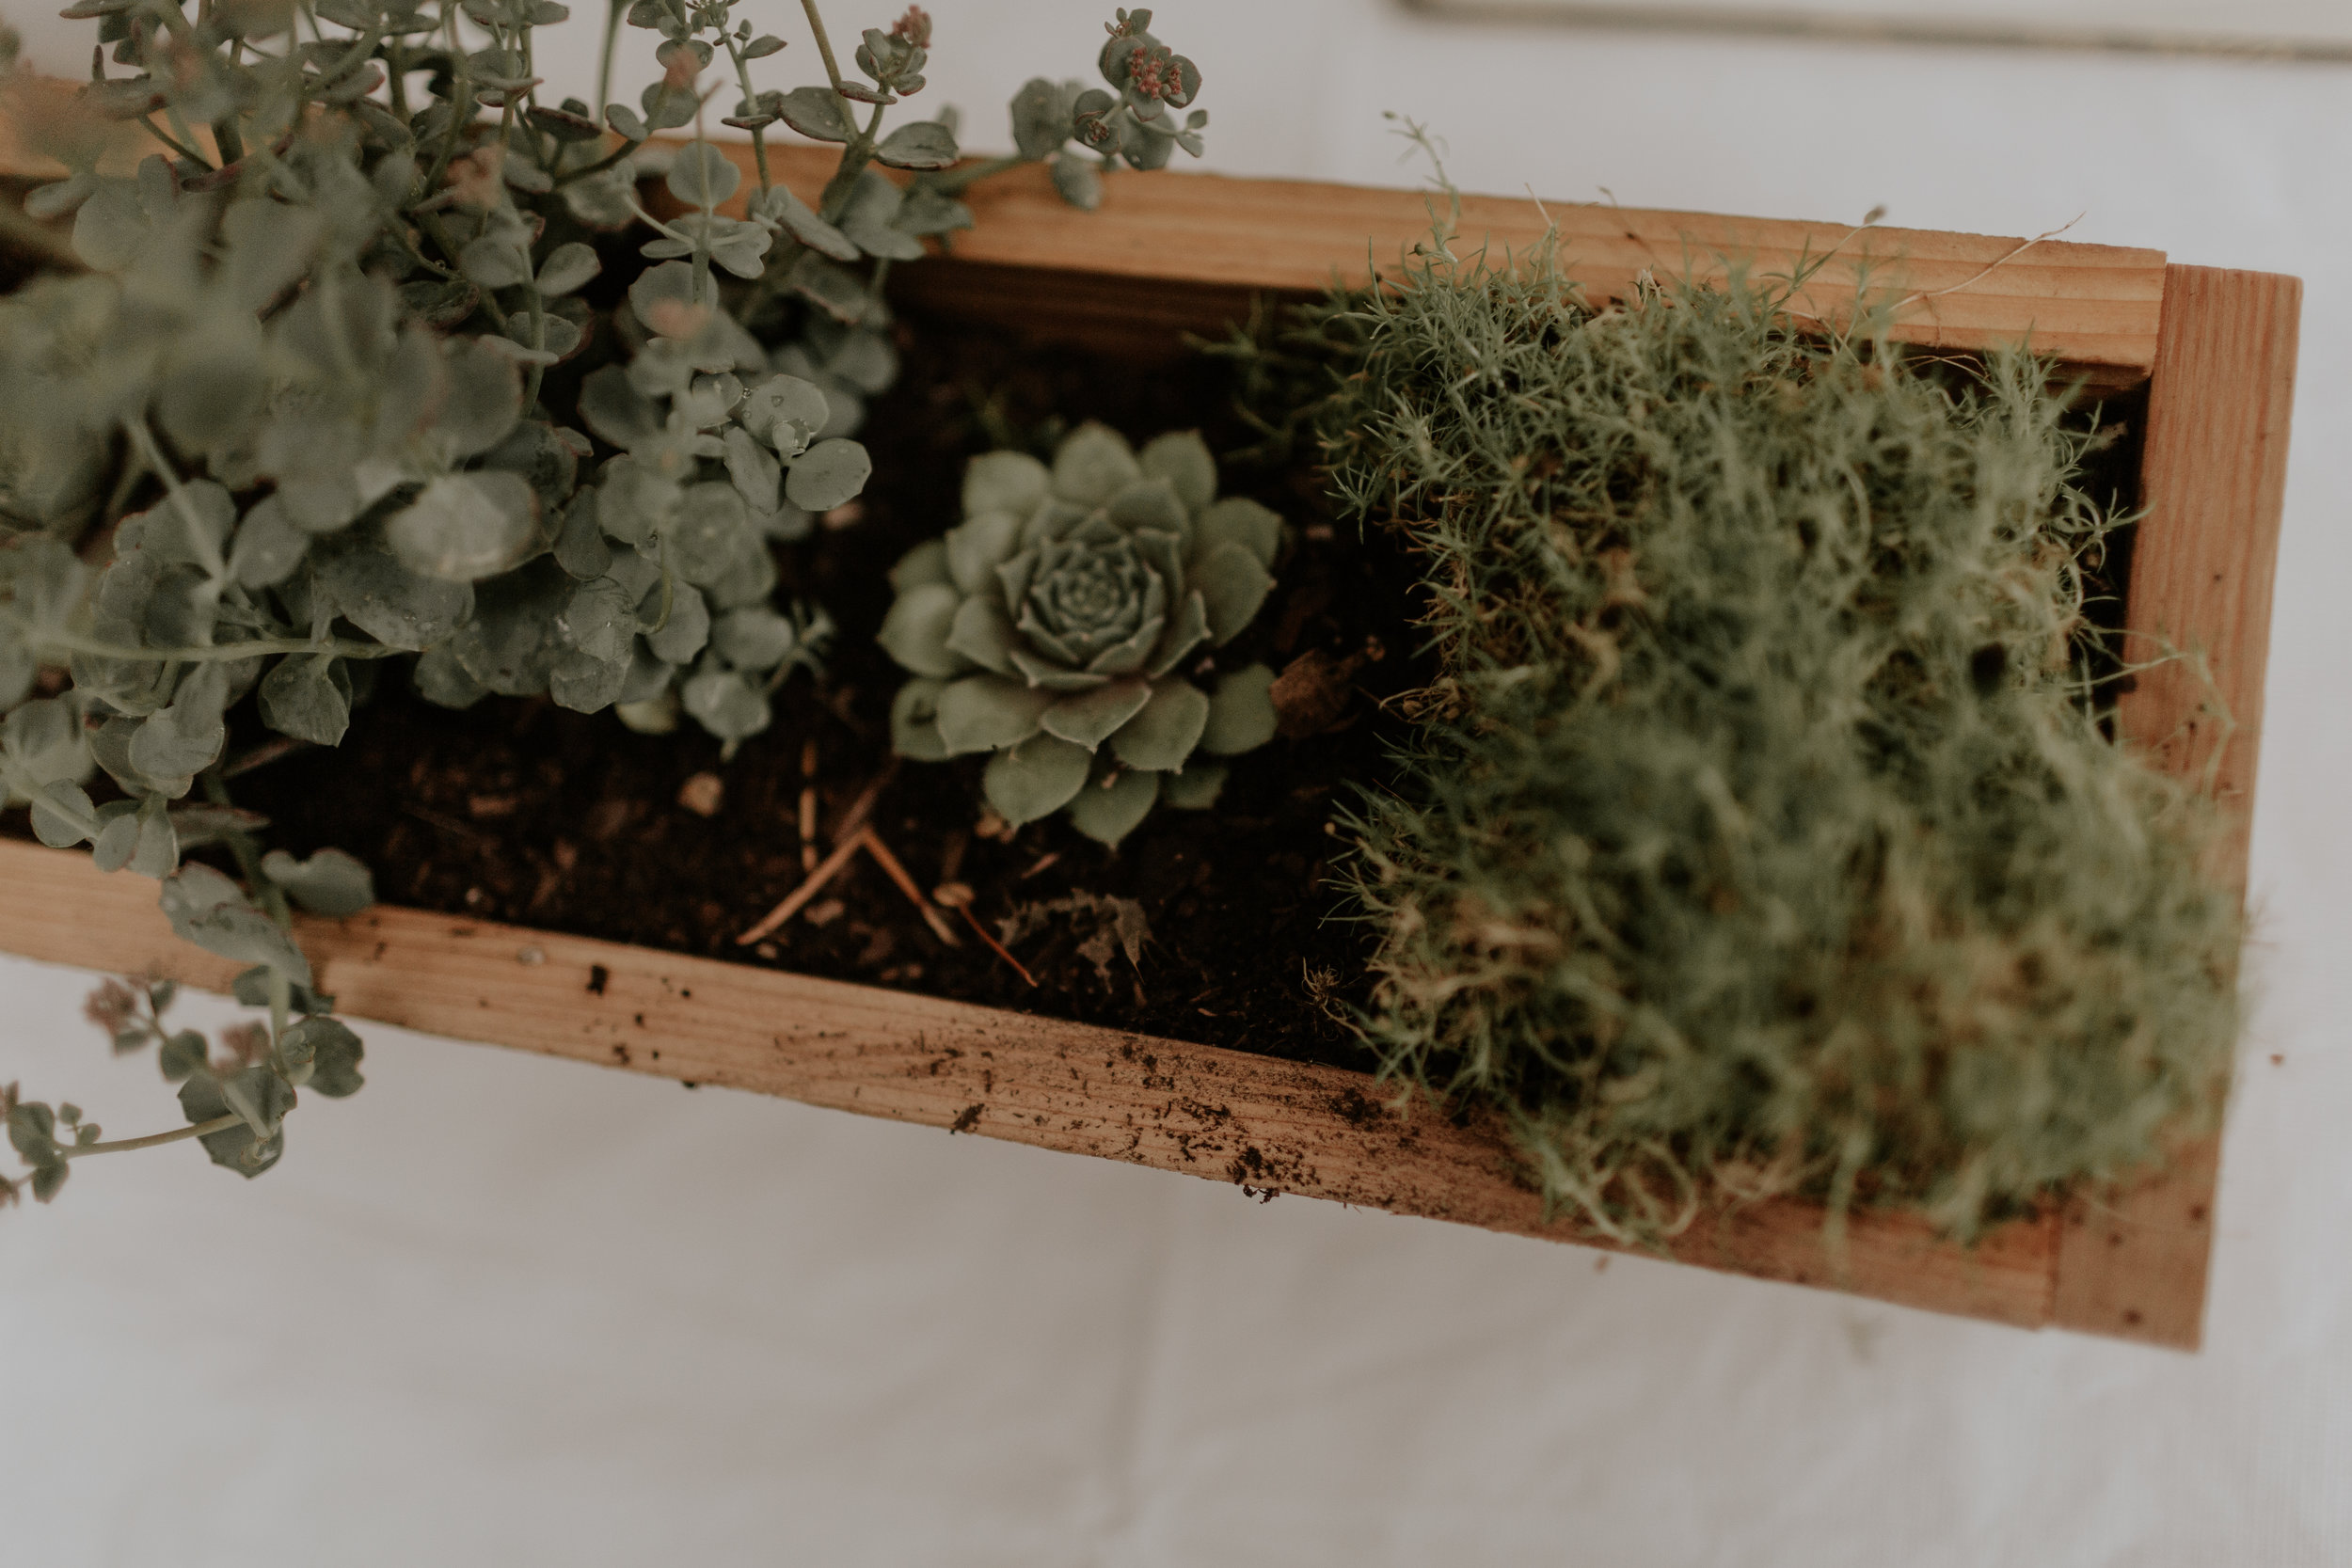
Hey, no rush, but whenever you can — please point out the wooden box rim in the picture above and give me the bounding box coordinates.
[0,148,2299,1349]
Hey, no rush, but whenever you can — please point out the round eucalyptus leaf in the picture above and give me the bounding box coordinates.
[710,606,797,671]
[459,235,532,290]
[228,495,309,589]
[261,847,375,918]
[665,482,756,587]
[500,312,584,363]
[722,426,782,513]
[128,807,179,879]
[838,170,924,261]
[666,142,743,209]
[1065,767,1160,847]
[680,664,771,741]
[412,642,487,709]
[1009,76,1075,160]
[128,664,230,786]
[982,733,1091,825]
[313,539,475,652]
[534,241,602,297]
[92,809,140,872]
[550,647,628,713]
[258,654,353,746]
[1049,151,1102,213]
[175,1069,286,1178]
[628,260,712,339]
[740,374,833,456]
[0,624,34,712]
[579,364,663,450]
[874,119,959,171]
[282,1016,365,1098]
[559,578,637,665]
[158,334,267,458]
[776,85,853,142]
[386,471,540,582]
[554,493,614,580]
[750,182,859,263]
[0,698,86,792]
[644,581,711,665]
[452,558,572,696]
[429,338,523,462]
[159,863,312,986]
[784,437,871,512]
[29,781,95,849]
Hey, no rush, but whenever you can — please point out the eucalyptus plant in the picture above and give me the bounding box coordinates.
[0,0,1213,1203]
[879,423,1279,847]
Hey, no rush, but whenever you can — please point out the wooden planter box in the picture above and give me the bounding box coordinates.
[0,142,2297,1348]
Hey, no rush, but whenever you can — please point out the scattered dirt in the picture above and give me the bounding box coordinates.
[218,312,1426,1069]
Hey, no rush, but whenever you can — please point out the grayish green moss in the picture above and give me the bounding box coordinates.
[1281,235,2240,1243]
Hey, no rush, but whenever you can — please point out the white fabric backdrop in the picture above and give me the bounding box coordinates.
[4,3,2348,1561]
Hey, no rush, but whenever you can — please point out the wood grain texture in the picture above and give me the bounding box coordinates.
[0,836,2060,1327]
[691,143,2168,373]
[2049,266,2302,1350]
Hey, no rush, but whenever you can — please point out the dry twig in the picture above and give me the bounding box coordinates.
[736,832,864,945]
[857,828,961,947]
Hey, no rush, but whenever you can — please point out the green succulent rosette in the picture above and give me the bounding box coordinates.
[878,422,1281,846]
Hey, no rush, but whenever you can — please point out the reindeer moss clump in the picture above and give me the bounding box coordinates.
[1299,248,2240,1243]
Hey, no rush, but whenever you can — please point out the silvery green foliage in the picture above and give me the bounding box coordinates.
[879,424,1279,847]
[993,8,1208,212]
[2,0,1203,1200]
[4,971,363,1209]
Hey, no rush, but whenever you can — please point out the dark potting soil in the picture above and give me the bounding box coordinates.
[225,314,1425,1071]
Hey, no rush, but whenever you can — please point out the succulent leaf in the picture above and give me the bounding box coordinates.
[935,673,1054,753]
[983,733,1091,824]
[882,424,1279,841]
[1200,664,1279,755]
[1066,766,1159,846]
[1107,679,1208,771]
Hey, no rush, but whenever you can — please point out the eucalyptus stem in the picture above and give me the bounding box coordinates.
[797,0,848,95]
[928,152,1025,198]
[137,116,215,169]
[63,1114,243,1159]
[123,417,227,591]
[720,31,772,193]
[5,619,405,665]
[551,134,644,187]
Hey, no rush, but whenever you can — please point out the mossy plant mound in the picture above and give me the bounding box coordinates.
[1298,239,2240,1243]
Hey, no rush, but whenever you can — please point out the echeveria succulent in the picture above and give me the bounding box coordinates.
[879,423,1279,845]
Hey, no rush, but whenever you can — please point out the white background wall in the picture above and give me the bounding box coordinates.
[3,2,2347,1561]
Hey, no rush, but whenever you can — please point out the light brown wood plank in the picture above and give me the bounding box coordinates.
[0,836,2059,1328]
[710,143,2168,373]
[2051,265,2302,1350]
